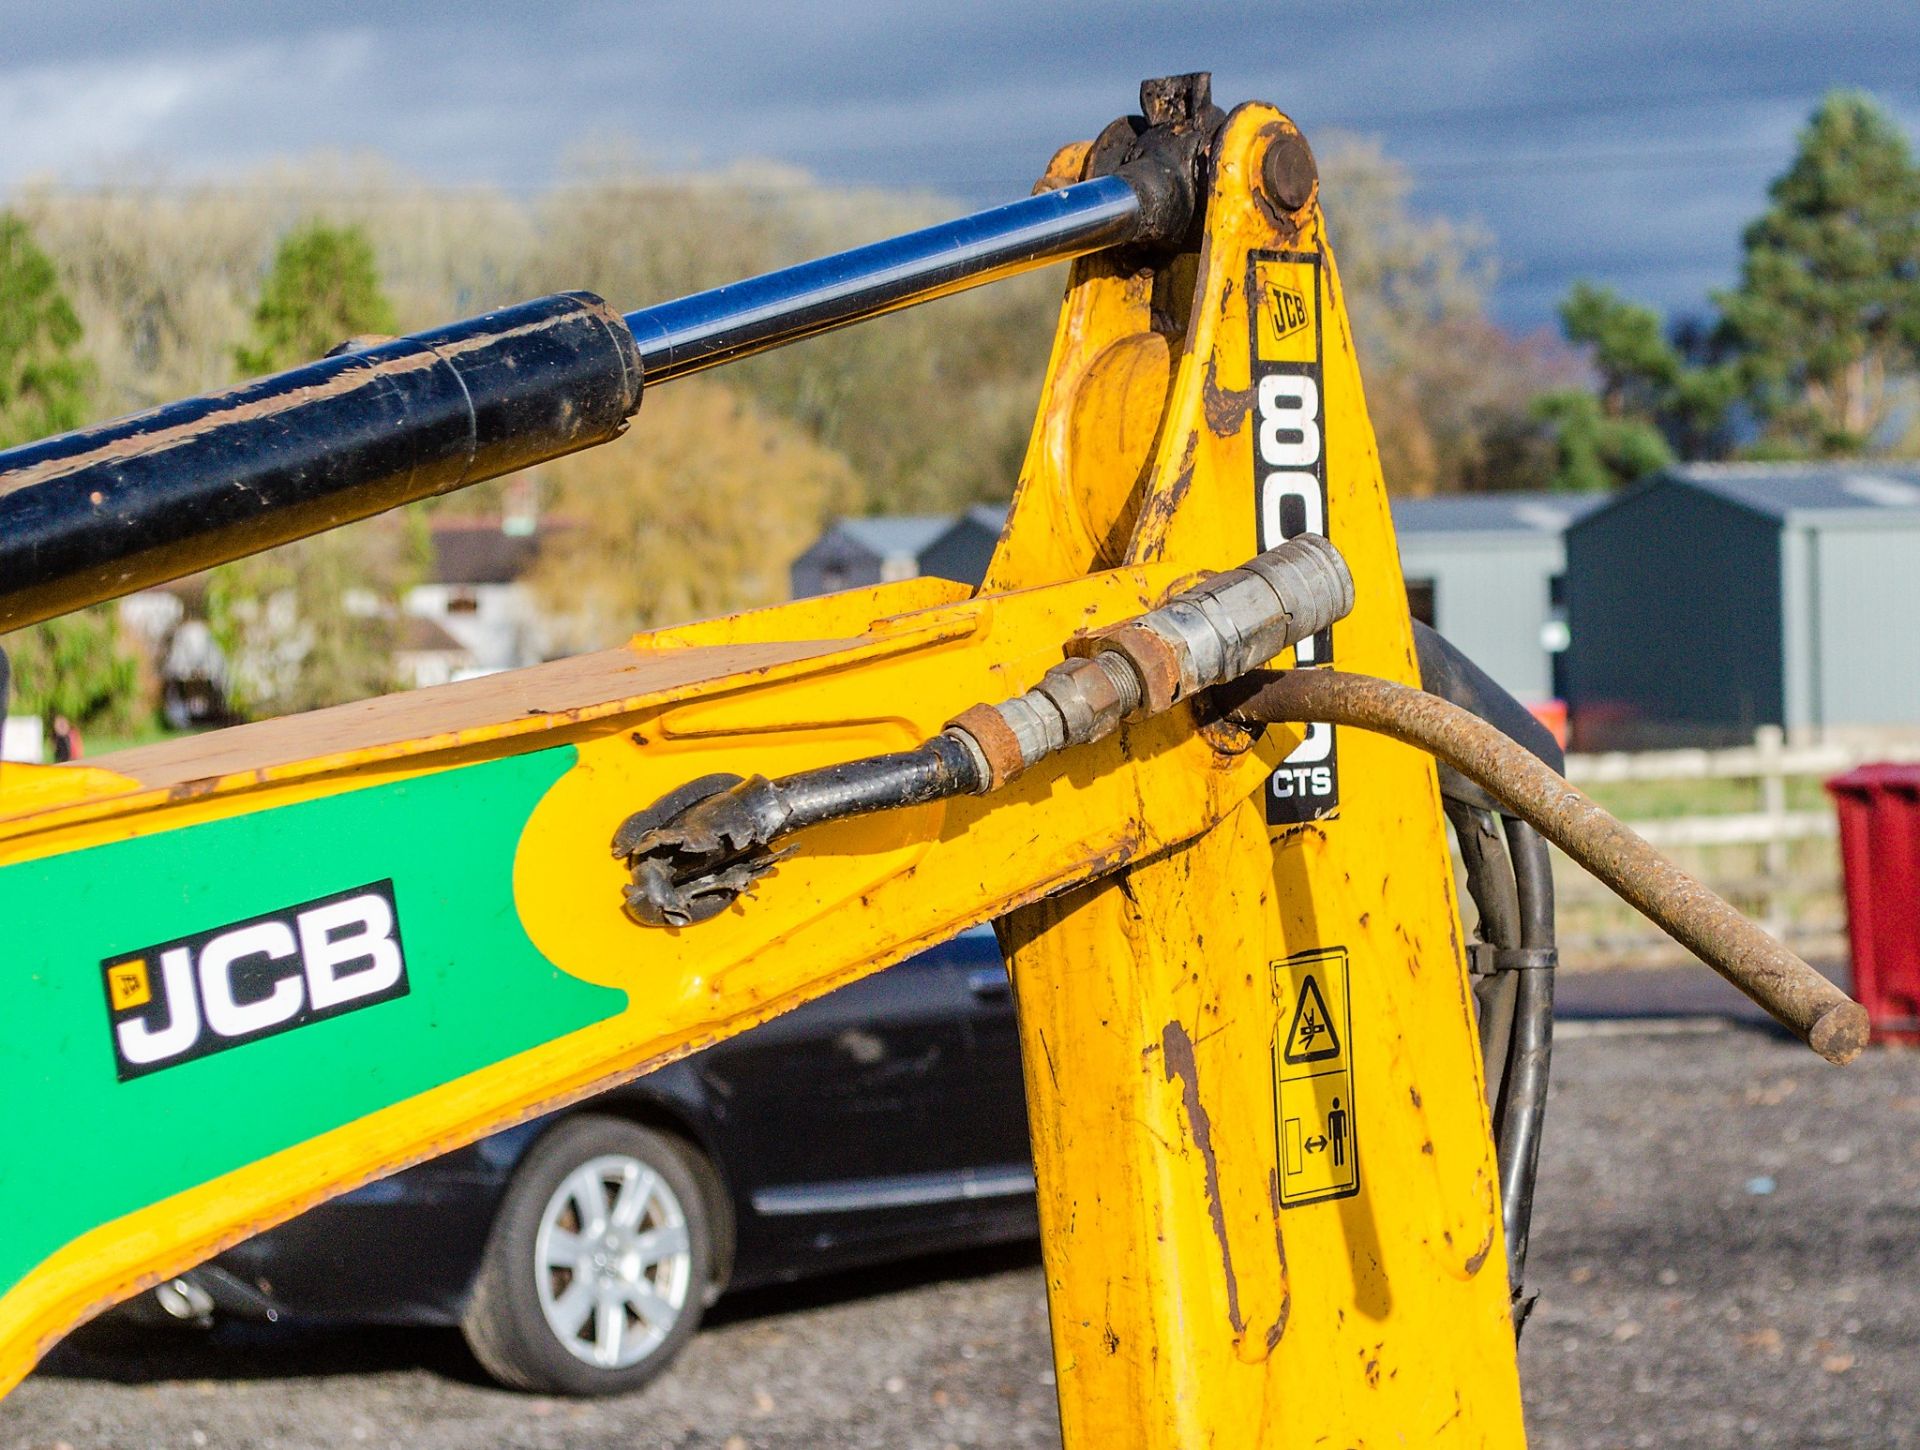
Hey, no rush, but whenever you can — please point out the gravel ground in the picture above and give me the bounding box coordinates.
[1521,1020,1920,1449]
[3,1021,1916,1449]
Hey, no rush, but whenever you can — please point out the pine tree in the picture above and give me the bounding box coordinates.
[1555,284,1739,466]
[1716,91,1920,454]
[0,213,89,443]
[1546,89,1920,467]
[1528,389,1673,493]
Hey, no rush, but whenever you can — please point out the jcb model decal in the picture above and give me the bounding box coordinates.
[1272,945,1359,1207]
[1250,251,1338,826]
[102,882,408,1081]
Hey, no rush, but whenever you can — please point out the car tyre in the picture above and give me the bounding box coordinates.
[463,1115,712,1396]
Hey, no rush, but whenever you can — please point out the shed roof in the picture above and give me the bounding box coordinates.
[397,617,473,655]
[830,515,953,560]
[1664,463,1920,521]
[1392,492,1607,537]
[956,503,1010,533]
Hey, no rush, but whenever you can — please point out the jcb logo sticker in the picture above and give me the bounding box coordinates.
[102,882,408,1081]
[1260,281,1312,351]
[1250,251,1339,826]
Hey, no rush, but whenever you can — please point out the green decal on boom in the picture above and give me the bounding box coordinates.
[0,746,624,1294]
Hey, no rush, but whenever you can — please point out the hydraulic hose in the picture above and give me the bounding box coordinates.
[1215,668,1869,1066]
[1451,800,1522,1110]
[1496,814,1555,1296]
[1413,620,1556,1305]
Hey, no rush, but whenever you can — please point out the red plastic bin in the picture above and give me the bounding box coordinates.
[1827,764,1920,1044]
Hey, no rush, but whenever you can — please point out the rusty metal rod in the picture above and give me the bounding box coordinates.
[1217,668,1869,1066]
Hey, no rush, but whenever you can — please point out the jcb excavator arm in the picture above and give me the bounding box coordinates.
[0,75,1860,1446]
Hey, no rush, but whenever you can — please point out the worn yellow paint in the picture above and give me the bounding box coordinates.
[983,182,1166,589]
[996,103,1525,1445]
[0,97,1526,1444]
[0,561,1268,1397]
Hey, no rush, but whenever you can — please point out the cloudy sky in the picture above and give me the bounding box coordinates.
[1,1,1915,330]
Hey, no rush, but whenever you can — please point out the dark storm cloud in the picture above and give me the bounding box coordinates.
[0,1,1913,327]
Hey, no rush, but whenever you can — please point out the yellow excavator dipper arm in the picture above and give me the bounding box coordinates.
[0,75,1861,1446]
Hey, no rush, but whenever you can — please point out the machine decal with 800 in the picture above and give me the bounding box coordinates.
[0,74,1864,1446]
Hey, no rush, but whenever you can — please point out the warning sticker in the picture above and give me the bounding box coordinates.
[1273,946,1359,1207]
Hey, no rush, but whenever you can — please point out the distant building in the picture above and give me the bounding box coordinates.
[790,507,1012,601]
[1564,463,1920,749]
[405,517,568,678]
[119,516,564,717]
[1392,493,1605,704]
[920,505,1007,587]
[394,616,477,690]
[789,516,956,599]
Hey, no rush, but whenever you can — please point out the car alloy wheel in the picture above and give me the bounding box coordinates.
[463,1115,715,1395]
[534,1151,694,1370]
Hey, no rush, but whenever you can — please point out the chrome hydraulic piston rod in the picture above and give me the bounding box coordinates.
[624,174,1141,382]
[625,70,1225,378]
[0,72,1221,635]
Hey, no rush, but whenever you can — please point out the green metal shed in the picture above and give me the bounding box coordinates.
[1564,463,1920,750]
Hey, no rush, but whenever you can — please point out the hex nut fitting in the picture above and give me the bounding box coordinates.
[948,535,1352,791]
[946,704,1027,791]
[1069,622,1186,716]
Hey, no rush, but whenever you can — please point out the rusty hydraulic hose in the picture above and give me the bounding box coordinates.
[1216,668,1869,1066]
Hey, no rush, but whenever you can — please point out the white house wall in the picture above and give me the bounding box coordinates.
[406,582,548,673]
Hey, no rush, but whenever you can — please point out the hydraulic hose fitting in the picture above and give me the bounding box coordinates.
[944,532,1353,789]
[615,535,1354,926]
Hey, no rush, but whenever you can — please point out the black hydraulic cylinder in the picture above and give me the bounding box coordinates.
[0,292,643,633]
[0,174,1161,634]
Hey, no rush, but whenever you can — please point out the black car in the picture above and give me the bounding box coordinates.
[149,925,1035,1396]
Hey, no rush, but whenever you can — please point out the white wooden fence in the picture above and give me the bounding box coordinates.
[1548,726,1920,967]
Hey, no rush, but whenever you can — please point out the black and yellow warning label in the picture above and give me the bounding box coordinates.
[1272,945,1358,1207]
[1248,251,1338,827]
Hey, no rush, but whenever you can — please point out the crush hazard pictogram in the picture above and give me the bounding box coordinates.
[1272,945,1359,1207]
[1282,972,1341,1064]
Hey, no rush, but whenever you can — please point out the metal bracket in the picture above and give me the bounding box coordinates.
[1467,944,1559,976]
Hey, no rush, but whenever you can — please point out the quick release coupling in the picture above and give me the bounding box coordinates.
[943,533,1352,789]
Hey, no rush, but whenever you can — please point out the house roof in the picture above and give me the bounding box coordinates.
[1392,492,1608,537]
[953,503,1010,533]
[1664,462,1920,521]
[429,518,571,585]
[397,616,473,655]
